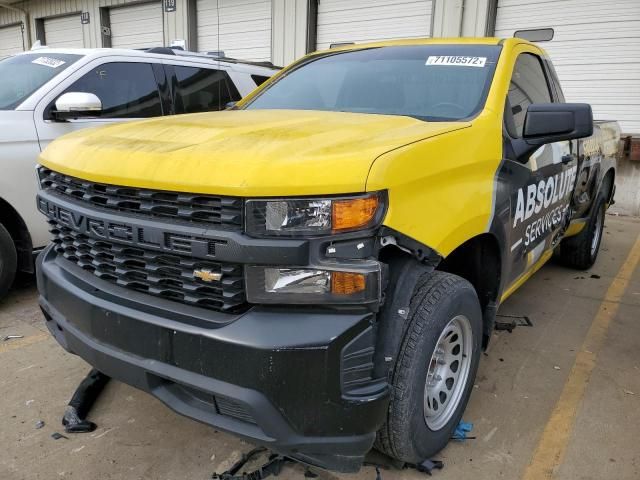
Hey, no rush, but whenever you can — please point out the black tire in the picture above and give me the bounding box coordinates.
[0,222,17,300]
[376,271,482,463]
[558,194,606,270]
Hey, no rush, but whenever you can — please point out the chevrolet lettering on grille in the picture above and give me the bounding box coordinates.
[37,197,225,258]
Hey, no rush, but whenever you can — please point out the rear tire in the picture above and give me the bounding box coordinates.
[558,194,606,270]
[0,223,17,300]
[376,271,482,463]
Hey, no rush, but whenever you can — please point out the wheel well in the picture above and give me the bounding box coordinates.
[0,197,33,273]
[436,234,501,345]
[602,168,615,204]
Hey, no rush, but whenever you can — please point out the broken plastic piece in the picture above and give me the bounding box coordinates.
[415,459,444,476]
[495,314,533,333]
[211,447,294,480]
[62,368,110,434]
[35,420,45,429]
[51,432,68,440]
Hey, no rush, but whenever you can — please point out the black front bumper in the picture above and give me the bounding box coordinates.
[37,246,389,472]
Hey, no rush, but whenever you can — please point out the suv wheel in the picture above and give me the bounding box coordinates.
[376,271,482,463]
[0,223,17,300]
[558,193,606,270]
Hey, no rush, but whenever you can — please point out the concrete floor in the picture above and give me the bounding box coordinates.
[1,215,639,480]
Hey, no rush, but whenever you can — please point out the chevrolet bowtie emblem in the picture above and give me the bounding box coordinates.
[193,269,222,282]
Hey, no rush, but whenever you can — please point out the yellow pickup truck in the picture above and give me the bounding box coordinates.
[36,38,619,472]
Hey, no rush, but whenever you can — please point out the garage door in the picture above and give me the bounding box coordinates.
[44,15,83,48]
[0,24,24,57]
[494,0,640,135]
[316,0,434,51]
[196,0,272,61]
[110,2,163,49]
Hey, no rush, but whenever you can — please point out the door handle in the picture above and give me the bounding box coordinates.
[561,154,574,164]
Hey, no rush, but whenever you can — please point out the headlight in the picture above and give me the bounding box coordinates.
[245,192,385,237]
[245,265,381,304]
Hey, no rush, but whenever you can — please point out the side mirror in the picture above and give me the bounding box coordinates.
[512,103,593,161]
[53,92,102,121]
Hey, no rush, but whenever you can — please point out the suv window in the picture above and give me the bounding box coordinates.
[174,66,241,113]
[63,62,163,118]
[507,53,552,137]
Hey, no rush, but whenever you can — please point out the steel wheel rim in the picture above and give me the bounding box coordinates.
[591,206,603,257]
[423,315,473,431]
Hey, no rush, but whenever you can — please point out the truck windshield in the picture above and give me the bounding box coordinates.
[245,45,501,121]
[0,53,82,110]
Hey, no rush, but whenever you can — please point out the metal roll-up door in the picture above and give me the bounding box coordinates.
[109,2,163,49]
[44,15,83,48]
[316,0,434,51]
[494,0,640,135]
[0,24,24,57]
[196,0,272,61]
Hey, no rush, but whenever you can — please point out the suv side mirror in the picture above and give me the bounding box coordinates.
[512,103,593,161]
[53,92,102,121]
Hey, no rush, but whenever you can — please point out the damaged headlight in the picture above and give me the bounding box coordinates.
[245,192,385,237]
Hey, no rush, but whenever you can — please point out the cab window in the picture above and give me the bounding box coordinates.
[506,53,553,137]
[63,62,163,118]
[173,66,240,113]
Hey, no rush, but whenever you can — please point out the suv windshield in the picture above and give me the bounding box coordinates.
[0,53,82,110]
[245,45,501,121]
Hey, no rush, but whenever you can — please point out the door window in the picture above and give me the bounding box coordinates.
[506,53,552,137]
[174,66,241,113]
[63,62,163,118]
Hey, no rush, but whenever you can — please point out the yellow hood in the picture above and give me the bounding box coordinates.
[40,110,469,196]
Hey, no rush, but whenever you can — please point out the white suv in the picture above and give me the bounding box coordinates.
[0,47,278,299]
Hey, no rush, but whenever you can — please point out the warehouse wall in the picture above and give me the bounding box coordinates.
[0,0,192,50]
[272,0,309,66]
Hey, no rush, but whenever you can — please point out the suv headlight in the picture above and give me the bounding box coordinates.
[245,192,385,237]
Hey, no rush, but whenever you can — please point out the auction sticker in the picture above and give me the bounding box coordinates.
[426,56,487,67]
[32,57,66,68]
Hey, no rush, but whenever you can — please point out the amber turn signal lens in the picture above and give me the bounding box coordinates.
[332,196,379,232]
[331,272,366,295]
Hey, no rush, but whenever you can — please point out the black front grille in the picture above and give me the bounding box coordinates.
[38,167,243,229]
[50,221,248,314]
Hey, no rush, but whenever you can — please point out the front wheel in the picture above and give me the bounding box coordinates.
[376,271,482,463]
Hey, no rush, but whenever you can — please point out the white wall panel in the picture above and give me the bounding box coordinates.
[109,1,163,49]
[0,24,24,56]
[495,0,640,134]
[316,0,433,50]
[44,14,83,48]
[196,0,272,61]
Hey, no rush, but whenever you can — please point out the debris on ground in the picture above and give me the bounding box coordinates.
[62,369,110,433]
[51,432,68,440]
[495,314,533,333]
[554,366,561,370]
[591,274,601,279]
[623,389,635,395]
[452,421,475,441]
[35,420,45,429]
[2,335,24,341]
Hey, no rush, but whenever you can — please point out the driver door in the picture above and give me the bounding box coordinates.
[502,50,578,289]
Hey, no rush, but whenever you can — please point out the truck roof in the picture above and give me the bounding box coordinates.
[323,36,538,52]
